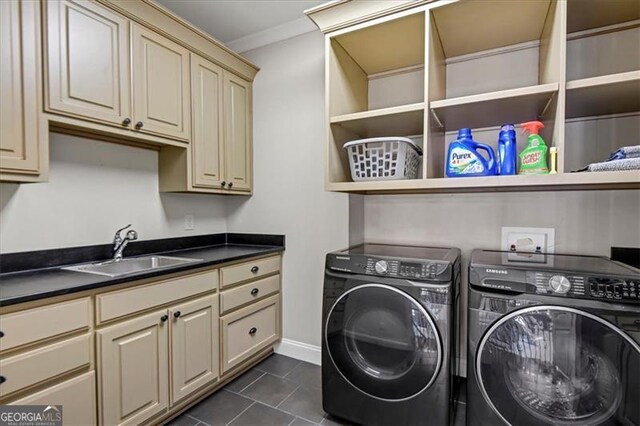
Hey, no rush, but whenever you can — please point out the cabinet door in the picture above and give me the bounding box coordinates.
[191,54,225,188]
[223,72,252,191]
[170,294,219,405]
[0,0,41,176]
[11,372,96,426]
[132,23,190,141]
[97,310,169,426]
[45,0,130,126]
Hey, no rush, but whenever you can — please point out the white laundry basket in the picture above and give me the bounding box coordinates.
[344,137,422,181]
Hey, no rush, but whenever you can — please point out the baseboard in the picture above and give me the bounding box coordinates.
[275,338,321,365]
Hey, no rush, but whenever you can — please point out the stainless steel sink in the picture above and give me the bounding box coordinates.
[62,255,203,277]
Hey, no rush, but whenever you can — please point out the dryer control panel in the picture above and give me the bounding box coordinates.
[588,277,639,302]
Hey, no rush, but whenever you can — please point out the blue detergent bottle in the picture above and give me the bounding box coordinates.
[445,128,497,177]
[497,124,517,175]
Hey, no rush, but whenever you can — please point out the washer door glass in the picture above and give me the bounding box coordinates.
[477,306,640,426]
[325,284,442,400]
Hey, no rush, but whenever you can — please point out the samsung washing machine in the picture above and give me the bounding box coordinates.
[467,249,640,426]
[322,244,461,426]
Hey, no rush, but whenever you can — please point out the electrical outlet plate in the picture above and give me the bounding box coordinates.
[184,215,195,231]
[502,227,555,263]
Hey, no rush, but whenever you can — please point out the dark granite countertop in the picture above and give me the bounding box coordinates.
[0,233,285,307]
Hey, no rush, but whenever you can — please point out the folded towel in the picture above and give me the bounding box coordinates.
[587,157,640,172]
[608,145,640,161]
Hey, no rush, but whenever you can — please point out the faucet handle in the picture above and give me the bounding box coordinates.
[125,230,138,241]
[113,224,132,246]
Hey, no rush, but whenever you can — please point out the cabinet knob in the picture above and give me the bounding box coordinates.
[0,376,6,384]
[122,118,131,127]
[250,288,259,296]
[221,181,226,187]
[228,182,233,189]
[135,121,144,129]
[160,314,169,322]
[0,331,4,338]
[249,327,257,336]
[173,311,181,319]
[251,266,259,273]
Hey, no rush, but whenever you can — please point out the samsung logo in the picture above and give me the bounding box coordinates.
[335,256,350,261]
[486,268,508,275]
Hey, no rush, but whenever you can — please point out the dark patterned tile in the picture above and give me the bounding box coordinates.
[284,362,321,389]
[290,417,317,426]
[254,354,301,377]
[187,390,252,426]
[241,373,299,406]
[278,385,324,424]
[163,414,200,426]
[228,402,294,426]
[226,369,265,393]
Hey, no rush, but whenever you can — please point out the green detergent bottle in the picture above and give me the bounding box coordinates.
[518,121,549,174]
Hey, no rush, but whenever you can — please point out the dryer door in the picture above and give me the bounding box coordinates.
[325,283,442,401]
[476,305,640,426]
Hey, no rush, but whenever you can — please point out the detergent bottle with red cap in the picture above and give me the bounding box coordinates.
[518,121,549,174]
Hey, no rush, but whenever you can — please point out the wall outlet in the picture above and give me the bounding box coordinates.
[184,215,195,231]
[501,227,555,253]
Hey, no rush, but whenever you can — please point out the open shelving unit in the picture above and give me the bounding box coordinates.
[315,0,640,193]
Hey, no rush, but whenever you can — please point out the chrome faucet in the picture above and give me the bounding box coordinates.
[113,224,138,261]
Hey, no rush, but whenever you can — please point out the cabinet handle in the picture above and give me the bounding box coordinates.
[249,327,257,336]
[135,121,144,129]
[250,288,259,296]
[160,314,169,322]
[0,376,6,384]
[221,181,226,187]
[173,311,182,319]
[122,117,131,127]
[251,266,259,273]
[228,182,233,189]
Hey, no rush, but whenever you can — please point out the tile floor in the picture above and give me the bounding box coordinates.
[166,354,466,426]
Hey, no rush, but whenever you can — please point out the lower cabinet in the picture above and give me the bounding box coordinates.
[97,294,219,425]
[10,371,97,426]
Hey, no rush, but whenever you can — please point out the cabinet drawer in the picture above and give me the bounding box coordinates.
[97,270,217,323]
[221,295,280,373]
[220,255,280,289]
[220,274,280,314]
[0,334,91,398]
[10,371,96,426]
[0,298,90,352]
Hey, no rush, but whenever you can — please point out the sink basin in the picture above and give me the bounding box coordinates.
[63,255,203,277]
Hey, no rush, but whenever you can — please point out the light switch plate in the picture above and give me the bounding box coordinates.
[184,215,195,231]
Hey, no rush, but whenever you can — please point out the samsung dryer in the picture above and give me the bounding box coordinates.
[323,244,461,426]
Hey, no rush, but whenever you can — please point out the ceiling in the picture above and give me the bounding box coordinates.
[156,0,325,45]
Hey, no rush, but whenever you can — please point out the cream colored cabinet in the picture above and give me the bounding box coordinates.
[97,309,169,426]
[11,372,97,426]
[45,0,130,127]
[132,23,190,141]
[223,72,252,192]
[170,295,219,405]
[0,0,46,182]
[191,54,225,188]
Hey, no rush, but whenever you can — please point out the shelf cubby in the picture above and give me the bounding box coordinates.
[566,71,640,118]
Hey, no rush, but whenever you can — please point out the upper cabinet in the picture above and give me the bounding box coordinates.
[159,57,253,194]
[223,72,252,192]
[2,0,257,192]
[0,0,47,182]
[131,23,190,141]
[45,0,131,127]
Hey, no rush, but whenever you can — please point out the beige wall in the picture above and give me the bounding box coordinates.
[0,133,227,253]
[226,31,350,349]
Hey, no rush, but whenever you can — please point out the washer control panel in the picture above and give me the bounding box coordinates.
[588,278,639,302]
[527,272,586,297]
